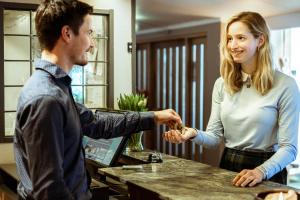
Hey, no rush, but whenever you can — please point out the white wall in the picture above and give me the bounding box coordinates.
[266,11,300,30]
[86,0,133,108]
[0,143,14,164]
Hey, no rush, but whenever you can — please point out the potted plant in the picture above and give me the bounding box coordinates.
[117,93,148,151]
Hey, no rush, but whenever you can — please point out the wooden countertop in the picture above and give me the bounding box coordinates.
[99,153,296,200]
[0,163,19,181]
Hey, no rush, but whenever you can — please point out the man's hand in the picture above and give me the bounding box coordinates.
[163,127,197,143]
[154,109,182,126]
[232,168,264,187]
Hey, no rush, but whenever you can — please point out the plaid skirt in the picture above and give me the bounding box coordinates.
[219,147,287,184]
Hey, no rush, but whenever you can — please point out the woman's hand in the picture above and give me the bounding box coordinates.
[232,168,264,187]
[163,127,197,143]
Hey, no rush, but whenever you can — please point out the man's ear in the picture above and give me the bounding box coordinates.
[61,25,72,43]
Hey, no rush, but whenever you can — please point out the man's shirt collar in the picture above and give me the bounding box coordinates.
[35,59,72,85]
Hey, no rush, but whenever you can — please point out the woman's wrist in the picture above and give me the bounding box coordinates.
[255,166,267,180]
[189,128,198,140]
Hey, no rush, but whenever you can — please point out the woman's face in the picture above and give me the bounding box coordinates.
[227,21,260,68]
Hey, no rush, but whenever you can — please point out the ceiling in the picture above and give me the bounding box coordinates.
[136,0,300,33]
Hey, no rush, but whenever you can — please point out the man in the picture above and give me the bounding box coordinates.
[13,0,181,199]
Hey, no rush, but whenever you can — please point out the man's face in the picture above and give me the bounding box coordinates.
[69,14,94,66]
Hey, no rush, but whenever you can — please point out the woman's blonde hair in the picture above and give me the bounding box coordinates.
[220,11,274,95]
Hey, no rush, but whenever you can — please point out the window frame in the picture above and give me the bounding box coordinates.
[0,2,114,143]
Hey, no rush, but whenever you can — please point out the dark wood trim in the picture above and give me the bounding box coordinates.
[159,48,164,152]
[195,41,200,162]
[4,34,31,36]
[165,46,170,154]
[0,7,4,143]
[145,43,155,150]
[0,2,37,10]
[177,45,183,157]
[147,43,155,109]
[137,49,139,90]
[3,60,31,62]
[196,40,201,129]
[193,38,205,162]
[29,10,33,77]
[107,9,114,108]
[184,38,192,160]
[201,23,222,167]
[141,48,144,90]
[131,0,136,93]
[0,3,38,143]
[136,22,221,165]
[137,31,207,44]
[171,46,176,155]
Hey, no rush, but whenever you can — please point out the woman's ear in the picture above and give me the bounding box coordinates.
[258,34,265,49]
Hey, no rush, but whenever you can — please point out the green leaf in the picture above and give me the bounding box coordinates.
[117,93,148,111]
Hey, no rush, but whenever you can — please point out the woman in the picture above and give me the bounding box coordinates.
[163,11,300,187]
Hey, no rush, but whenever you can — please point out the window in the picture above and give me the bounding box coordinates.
[2,8,36,142]
[69,14,110,111]
[0,3,114,143]
[271,27,300,163]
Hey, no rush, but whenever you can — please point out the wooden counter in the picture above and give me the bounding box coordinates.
[0,164,19,182]
[99,152,296,200]
[0,163,18,200]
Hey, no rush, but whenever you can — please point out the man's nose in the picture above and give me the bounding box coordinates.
[90,37,95,48]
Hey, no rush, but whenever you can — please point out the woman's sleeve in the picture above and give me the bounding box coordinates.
[257,79,300,179]
[191,78,225,148]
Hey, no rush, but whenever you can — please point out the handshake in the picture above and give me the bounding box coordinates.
[153,109,198,144]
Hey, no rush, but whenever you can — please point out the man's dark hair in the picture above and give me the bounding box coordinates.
[35,0,93,51]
